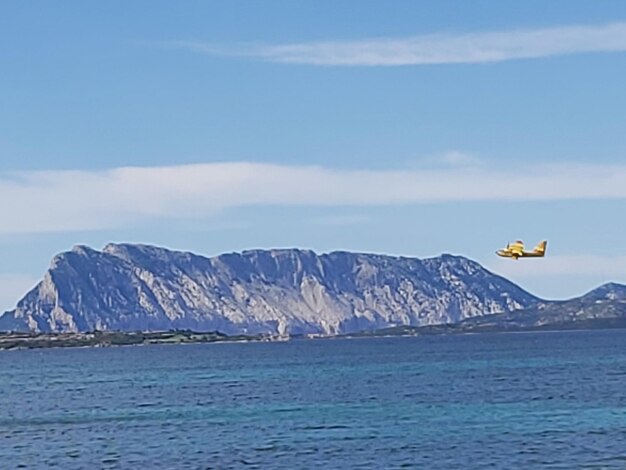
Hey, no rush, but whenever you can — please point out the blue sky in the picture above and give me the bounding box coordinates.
[2,1,626,310]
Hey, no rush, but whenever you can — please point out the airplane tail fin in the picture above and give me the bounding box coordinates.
[534,240,547,255]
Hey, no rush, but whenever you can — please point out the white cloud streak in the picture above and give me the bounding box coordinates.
[3,161,626,234]
[176,22,626,66]
[430,151,484,168]
[489,255,626,279]
[308,214,370,227]
[485,255,626,300]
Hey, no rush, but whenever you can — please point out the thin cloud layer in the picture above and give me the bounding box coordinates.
[308,214,370,227]
[489,255,626,280]
[178,22,626,66]
[433,151,484,168]
[3,161,626,234]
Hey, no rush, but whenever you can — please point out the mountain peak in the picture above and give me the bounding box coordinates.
[71,244,96,254]
[0,244,539,334]
[581,282,626,302]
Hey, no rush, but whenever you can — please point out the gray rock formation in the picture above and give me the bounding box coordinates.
[578,282,626,302]
[0,244,540,334]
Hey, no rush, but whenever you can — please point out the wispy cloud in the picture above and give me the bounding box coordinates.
[489,255,626,279]
[175,22,626,66]
[430,150,485,167]
[485,255,626,300]
[308,214,370,227]
[3,161,626,234]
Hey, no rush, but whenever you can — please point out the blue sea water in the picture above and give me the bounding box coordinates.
[1,330,626,469]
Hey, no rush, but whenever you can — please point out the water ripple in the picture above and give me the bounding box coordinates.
[1,331,626,468]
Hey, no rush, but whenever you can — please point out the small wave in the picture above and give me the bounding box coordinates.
[298,424,350,430]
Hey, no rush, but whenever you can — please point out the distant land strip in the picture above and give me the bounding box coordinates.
[3,316,626,350]
[0,330,284,351]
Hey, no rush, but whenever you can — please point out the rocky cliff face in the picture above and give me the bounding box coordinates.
[0,244,539,334]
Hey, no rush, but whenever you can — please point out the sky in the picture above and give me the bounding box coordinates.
[2,1,626,310]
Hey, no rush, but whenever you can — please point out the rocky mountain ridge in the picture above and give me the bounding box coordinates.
[453,282,626,332]
[0,244,539,334]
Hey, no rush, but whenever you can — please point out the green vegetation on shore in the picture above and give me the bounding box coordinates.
[341,316,626,338]
[0,330,270,350]
[4,312,626,350]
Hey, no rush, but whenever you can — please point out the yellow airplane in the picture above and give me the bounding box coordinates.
[496,240,547,260]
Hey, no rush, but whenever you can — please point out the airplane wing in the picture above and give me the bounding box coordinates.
[509,241,524,256]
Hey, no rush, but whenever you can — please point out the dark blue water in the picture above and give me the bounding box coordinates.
[1,330,626,469]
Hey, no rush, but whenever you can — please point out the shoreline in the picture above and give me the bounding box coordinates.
[2,324,626,351]
[0,330,287,351]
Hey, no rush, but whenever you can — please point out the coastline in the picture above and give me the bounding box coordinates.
[0,330,288,351]
[3,321,626,351]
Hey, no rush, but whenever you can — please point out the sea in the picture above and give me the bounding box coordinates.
[1,330,625,469]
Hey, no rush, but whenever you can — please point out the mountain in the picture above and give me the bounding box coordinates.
[432,282,626,333]
[578,282,626,302]
[0,244,539,334]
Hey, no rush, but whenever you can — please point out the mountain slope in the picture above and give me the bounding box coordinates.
[444,282,626,332]
[0,244,539,334]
